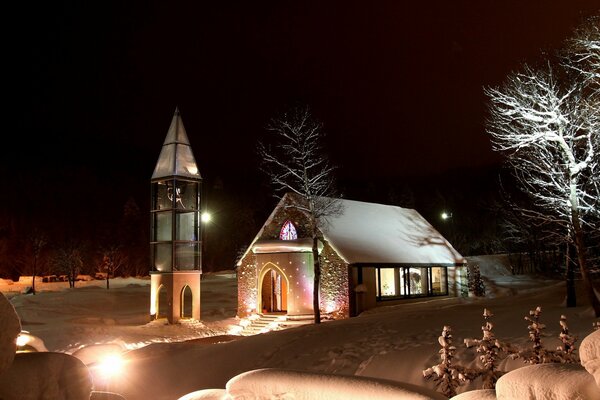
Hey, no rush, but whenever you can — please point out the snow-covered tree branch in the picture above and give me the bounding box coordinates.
[485,19,600,315]
[258,106,342,323]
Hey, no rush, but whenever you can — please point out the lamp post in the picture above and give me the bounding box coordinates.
[201,212,211,272]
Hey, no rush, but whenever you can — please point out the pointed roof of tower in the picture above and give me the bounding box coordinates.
[152,108,201,180]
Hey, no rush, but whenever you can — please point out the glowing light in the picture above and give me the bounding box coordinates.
[16,333,30,347]
[201,212,211,223]
[96,353,124,379]
[325,302,338,313]
[441,212,452,220]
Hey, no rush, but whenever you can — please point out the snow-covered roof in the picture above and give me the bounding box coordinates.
[152,108,201,180]
[321,198,464,265]
[238,194,465,266]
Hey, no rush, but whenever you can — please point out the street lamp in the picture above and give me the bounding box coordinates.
[441,211,452,220]
[201,212,211,223]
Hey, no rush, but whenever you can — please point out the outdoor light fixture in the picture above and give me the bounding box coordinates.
[96,353,125,380]
[441,212,452,220]
[201,212,211,223]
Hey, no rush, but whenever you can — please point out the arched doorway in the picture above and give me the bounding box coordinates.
[157,285,168,319]
[181,285,193,319]
[260,268,288,313]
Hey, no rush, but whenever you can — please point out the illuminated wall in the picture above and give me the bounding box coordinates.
[236,194,349,319]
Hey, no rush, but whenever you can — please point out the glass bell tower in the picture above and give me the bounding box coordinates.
[150,108,202,323]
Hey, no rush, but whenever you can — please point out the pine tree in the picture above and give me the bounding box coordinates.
[423,326,468,397]
[555,314,578,363]
[467,264,485,297]
[513,306,557,364]
[463,308,513,389]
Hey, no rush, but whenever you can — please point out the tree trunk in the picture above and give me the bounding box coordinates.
[312,232,321,324]
[571,211,600,316]
[566,241,576,307]
[32,257,37,295]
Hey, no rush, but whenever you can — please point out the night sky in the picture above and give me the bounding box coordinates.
[3,1,599,261]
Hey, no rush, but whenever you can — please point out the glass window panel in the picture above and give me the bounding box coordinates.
[176,243,199,270]
[379,268,397,297]
[400,268,407,296]
[176,212,198,241]
[431,267,447,295]
[155,212,172,241]
[153,243,172,272]
[153,181,174,210]
[408,267,428,296]
[279,221,298,240]
[175,181,198,210]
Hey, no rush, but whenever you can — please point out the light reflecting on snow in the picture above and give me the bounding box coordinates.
[96,353,124,379]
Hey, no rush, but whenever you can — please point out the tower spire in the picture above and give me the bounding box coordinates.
[152,108,200,180]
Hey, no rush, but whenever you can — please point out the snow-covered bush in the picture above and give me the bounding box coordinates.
[227,368,446,400]
[466,264,485,297]
[0,292,21,376]
[496,363,600,400]
[0,352,92,400]
[423,326,468,397]
[555,314,578,363]
[580,329,600,389]
[512,306,553,364]
[464,308,514,389]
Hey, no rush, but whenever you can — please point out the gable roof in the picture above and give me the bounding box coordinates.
[237,194,465,266]
[152,108,201,180]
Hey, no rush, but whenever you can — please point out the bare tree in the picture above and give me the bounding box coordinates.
[98,245,127,289]
[29,231,47,295]
[52,246,83,288]
[258,106,341,323]
[565,16,600,93]
[486,60,600,315]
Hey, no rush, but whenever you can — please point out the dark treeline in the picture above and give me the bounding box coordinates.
[1,163,592,280]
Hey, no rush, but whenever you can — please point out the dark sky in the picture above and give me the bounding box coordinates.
[6,1,599,192]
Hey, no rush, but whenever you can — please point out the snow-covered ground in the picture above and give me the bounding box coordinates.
[3,258,600,399]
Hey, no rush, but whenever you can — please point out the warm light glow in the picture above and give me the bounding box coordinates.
[441,212,452,220]
[16,333,30,347]
[201,212,211,223]
[96,353,124,379]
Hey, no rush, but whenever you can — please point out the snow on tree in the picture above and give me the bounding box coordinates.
[565,16,600,93]
[423,325,469,397]
[486,57,600,315]
[511,306,559,365]
[463,308,514,389]
[258,106,341,324]
[555,314,578,363]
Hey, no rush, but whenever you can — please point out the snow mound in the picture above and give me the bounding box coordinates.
[450,389,496,400]
[177,389,228,400]
[226,368,447,400]
[0,352,92,400]
[495,363,600,400]
[0,292,20,375]
[580,329,600,389]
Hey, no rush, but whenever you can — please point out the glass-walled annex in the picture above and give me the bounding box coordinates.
[374,266,448,299]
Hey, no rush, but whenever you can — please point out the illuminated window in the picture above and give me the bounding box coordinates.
[279,220,298,240]
[375,266,448,299]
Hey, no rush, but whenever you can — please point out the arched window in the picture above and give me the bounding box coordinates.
[279,220,298,240]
